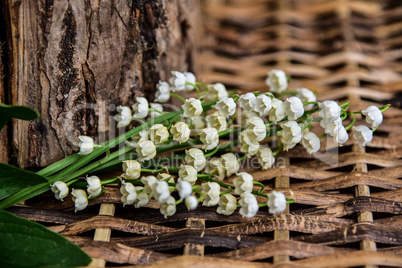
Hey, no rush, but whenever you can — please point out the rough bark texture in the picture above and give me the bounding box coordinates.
[1,0,200,168]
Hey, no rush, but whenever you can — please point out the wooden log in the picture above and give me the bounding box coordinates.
[1,0,200,167]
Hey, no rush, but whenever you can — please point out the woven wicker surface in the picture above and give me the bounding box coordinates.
[8,0,402,267]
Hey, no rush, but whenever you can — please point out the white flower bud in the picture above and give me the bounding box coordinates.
[239,130,260,156]
[204,158,226,181]
[155,81,170,103]
[206,111,227,132]
[190,116,206,138]
[160,196,176,219]
[215,97,236,117]
[245,116,266,142]
[86,175,102,198]
[284,96,304,121]
[353,125,373,147]
[178,164,198,185]
[301,132,320,154]
[238,93,256,113]
[266,69,288,93]
[332,126,348,146]
[256,147,275,170]
[200,127,219,150]
[320,117,343,135]
[132,97,149,119]
[220,153,240,177]
[122,160,141,180]
[208,83,228,101]
[114,105,132,128]
[78,136,94,155]
[134,187,149,208]
[149,103,164,119]
[277,121,302,151]
[182,98,203,119]
[233,172,253,194]
[141,175,158,194]
[150,180,170,203]
[169,71,186,92]
[237,111,259,127]
[297,88,316,109]
[253,94,272,117]
[71,189,88,212]
[201,182,220,207]
[50,181,69,201]
[136,140,156,161]
[362,106,383,129]
[239,193,259,218]
[267,190,287,214]
[171,122,191,144]
[177,179,193,200]
[184,72,196,91]
[319,101,341,123]
[120,181,137,206]
[131,129,149,143]
[268,99,286,123]
[185,195,199,210]
[150,124,169,144]
[217,194,237,216]
[185,148,206,171]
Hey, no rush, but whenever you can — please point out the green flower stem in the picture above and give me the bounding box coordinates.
[372,126,378,132]
[169,93,186,103]
[280,90,297,96]
[132,118,146,125]
[148,108,163,114]
[196,82,208,93]
[380,104,391,112]
[220,188,233,195]
[340,101,351,109]
[258,203,268,208]
[227,90,238,95]
[204,146,220,158]
[303,101,319,106]
[345,113,356,131]
[141,168,165,173]
[253,181,265,193]
[186,82,201,97]
[318,133,327,139]
[273,144,284,156]
[237,154,247,162]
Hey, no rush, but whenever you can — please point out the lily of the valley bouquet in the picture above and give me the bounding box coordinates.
[0,70,389,219]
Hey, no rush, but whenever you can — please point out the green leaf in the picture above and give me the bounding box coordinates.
[0,210,92,267]
[0,163,48,200]
[0,103,40,131]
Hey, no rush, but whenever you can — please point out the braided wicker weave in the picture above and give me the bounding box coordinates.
[8,0,402,267]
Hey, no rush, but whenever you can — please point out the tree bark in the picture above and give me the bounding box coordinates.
[1,0,200,168]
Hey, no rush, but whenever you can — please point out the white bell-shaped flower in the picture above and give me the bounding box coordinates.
[301,132,320,154]
[220,153,240,177]
[176,178,193,200]
[268,99,286,123]
[239,193,259,218]
[208,83,228,100]
[150,180,171,203]
[141,175,158,194]
[149,103,164,119]
[120,181,137,206]
[134,188,149,208]
[204,158,226,181]
[185,148,206,171]
[86,175,102,198]
[332,126,348,146]
[256,147,275,170]
[114,105,132,128]
[184,72,196,91]
[320,117,343,136]
[233,172,254,194]
[182,98,203,119]
[215,97,236,117]
[122,160,141,180]
[277,121,302,151]
[206,111,227,132]
[190,116,206,138]
[362,106,383,129]
[185,195,199,210]
[200,127,219,150]
[132,97,149,119]
[50,181,69,201]
[131,129,149,143]
[267,190,287,214]
[155,81,170,103]
[253,94,272,117]
[284,96,304,121]
[201,182,220,207]
[169,71,186,92]
[353,125,373,147]
[239,130,260,156]
[266,69,288,93]
[136,140,156,161]
[171,121,191,144]
[297,88,316,109]
[160,196,176,219]
[78,136,94,155]
[178,164,198,185]
[71,189,88,212]
[238,93,257,113]
[245,116,266,142]
[217,194,237,216]
[150,124,169,144]
[319,100,341,123]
